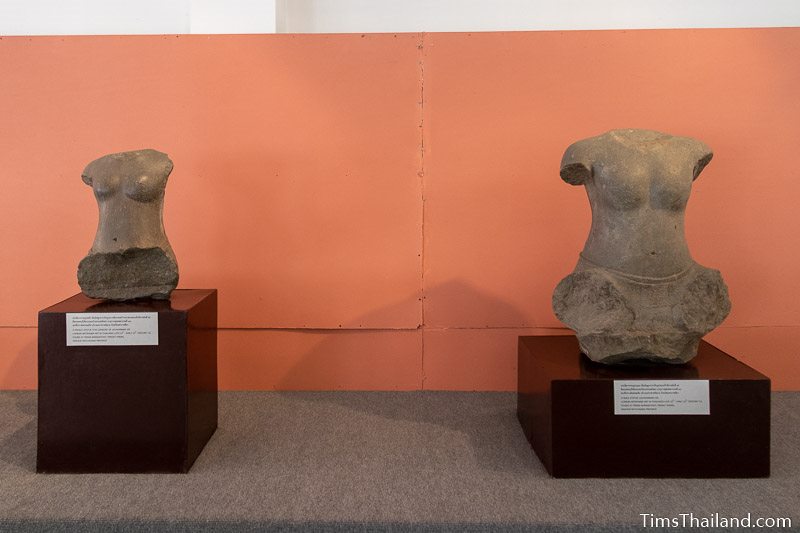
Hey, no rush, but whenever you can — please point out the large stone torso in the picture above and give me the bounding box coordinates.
[553,129,730,364]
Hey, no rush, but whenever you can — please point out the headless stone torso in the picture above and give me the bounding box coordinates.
[571,129,708,278]
[553,129,730,364]
[88,161,174,258]
[78,149,179,301]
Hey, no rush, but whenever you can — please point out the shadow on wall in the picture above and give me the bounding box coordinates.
[203,277,542,471]
[274,278,529,389]
[265,279,541,473]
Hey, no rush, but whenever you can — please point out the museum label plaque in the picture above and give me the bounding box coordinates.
[66,312,159,346]
[613,380,710,415]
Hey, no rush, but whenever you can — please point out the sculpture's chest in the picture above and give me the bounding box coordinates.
[593,149,693,211]
[92,173,164,203]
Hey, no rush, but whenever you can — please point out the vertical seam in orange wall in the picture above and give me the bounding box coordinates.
[419,32,427,390]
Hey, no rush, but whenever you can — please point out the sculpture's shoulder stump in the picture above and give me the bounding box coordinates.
[82,149,173,186]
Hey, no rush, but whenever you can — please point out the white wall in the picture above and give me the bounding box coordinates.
[1,0,798,36]
[0,0,277,35]
[190,0,276,34]
[278,0,800,33]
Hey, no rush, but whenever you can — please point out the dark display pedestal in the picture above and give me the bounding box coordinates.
[517,335,770,478]
[37,289,218,473]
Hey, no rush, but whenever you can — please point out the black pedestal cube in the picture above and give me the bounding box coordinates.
[517,335,770,478]
[37,289,218,473]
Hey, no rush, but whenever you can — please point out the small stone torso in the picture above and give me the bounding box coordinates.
[553,129,729,364]
[89,161,172,254]
[77,149,179,301]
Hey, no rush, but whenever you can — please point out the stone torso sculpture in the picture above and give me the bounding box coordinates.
[78,149,179,300]
[552,129,730,364]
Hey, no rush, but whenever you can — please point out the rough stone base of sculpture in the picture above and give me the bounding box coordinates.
[552,260,731,364]
[77,247,179,301]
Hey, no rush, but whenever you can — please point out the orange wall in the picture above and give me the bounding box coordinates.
[1,29,798,390]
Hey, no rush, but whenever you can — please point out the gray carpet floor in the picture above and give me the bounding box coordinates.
[0,391,798,532]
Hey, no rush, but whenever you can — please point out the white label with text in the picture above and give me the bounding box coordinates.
[614,380,710,415]
[66,313,158,346]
